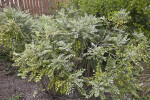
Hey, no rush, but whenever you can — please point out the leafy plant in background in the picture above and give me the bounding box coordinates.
[13,7,149,99]
[69,0,150,39]
[0,8,35,59]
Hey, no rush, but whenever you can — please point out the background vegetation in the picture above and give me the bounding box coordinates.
[70,0,150,39]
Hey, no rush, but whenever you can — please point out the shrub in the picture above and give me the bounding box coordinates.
[13,7,149,99]
[69,0,150,39]
[0,8,35,59]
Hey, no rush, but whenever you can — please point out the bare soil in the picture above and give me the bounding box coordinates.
[0,61,50,100]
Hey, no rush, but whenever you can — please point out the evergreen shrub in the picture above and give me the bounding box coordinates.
[13,7,149,99]
[0,8,35,59]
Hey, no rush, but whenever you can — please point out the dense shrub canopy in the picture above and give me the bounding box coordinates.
[0,8,35,58]
[13,7,149,99]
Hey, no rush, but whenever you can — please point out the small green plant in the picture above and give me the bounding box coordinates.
[9,94,22,100]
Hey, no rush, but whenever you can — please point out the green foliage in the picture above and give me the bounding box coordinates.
[13,7,149,99]
[69,0,150,39]
[9,93,22,100]
[0,8,35,59]
[87,67,119,99]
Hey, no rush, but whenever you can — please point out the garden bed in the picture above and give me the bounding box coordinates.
[0,4,149,99]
